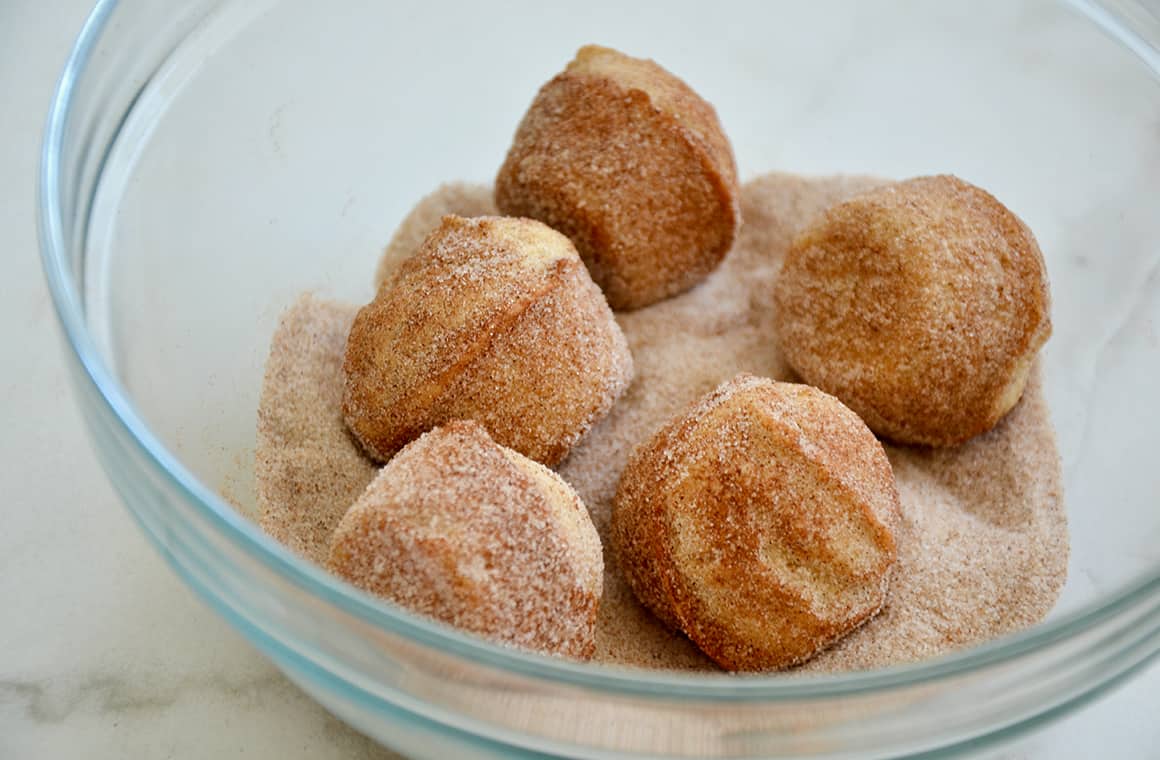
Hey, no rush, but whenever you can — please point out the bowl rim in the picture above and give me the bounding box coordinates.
[39,0,1160,701]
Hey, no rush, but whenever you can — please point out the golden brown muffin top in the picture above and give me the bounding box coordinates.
[343,215,583,460]
[566,45,739,199]
[613,374,900,670]
[495,45,740,309]
[774,175,1052,446]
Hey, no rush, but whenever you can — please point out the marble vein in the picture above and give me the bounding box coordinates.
[0,671,285,724]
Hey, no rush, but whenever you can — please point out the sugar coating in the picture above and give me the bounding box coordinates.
[612,374,902,671]
[328,420,603,659]
[773,175,1052,447]
[255,296,376,565]
[254,173,1068,672]
[343,215,633,466]
[495,45,740,310]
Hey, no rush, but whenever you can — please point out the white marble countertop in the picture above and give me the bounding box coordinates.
[2,1,1158,758]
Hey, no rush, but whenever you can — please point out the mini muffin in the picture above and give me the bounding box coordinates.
[610,375,900,671]
[329,421,603,659]
[773,175,1052,447]
[343,214,633,466]
[495,45,740,310]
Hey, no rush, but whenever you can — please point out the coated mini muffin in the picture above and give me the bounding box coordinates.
[610,375,900,671]
[343,214,633,466]
[773,175,1052,447]
[328,420,604,659]
[495,45,740,310]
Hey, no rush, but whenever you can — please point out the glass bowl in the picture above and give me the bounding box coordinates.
[39,1,1160,757]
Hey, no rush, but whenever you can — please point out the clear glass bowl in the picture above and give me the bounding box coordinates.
[40,1,1160,757]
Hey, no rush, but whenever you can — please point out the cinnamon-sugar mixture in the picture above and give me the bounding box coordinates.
[255,173,1067,672]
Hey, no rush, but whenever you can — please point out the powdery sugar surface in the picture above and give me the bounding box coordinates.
[328,420,603,659]
[345,215,632,467]
[255,174,1068,673]
[255,296,376,566]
